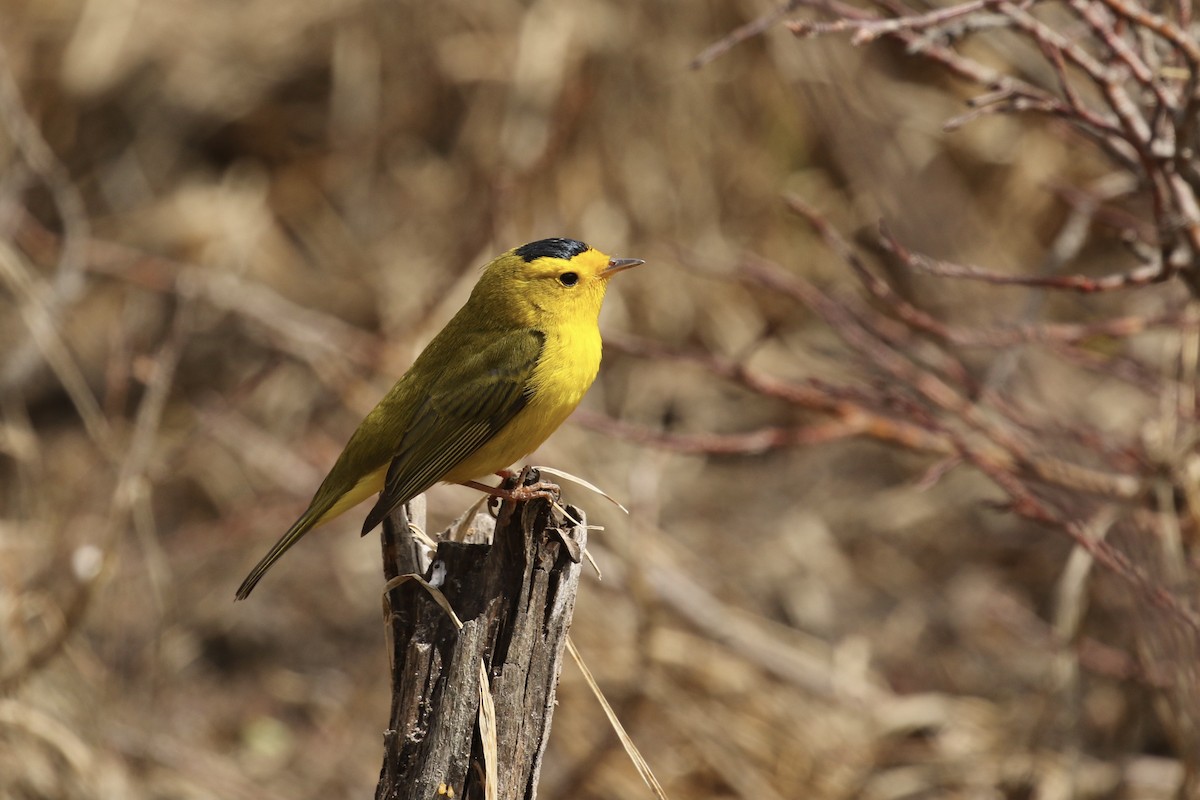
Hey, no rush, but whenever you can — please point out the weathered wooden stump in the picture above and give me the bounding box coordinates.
[375,477,587,800]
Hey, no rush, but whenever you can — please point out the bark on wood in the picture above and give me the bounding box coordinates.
[375,483,587,800]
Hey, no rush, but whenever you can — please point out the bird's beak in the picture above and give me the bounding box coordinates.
[602,257,645,278]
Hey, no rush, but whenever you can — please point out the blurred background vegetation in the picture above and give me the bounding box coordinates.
[1,0,1196,797]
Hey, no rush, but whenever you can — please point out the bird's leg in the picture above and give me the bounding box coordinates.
[464,466,561,505]
[463,479,560,502]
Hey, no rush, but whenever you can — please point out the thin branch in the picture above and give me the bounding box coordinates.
[881,225,1168,292]
[691,0,802,68]
[0,298,191,691]
[787,0,994,44]
[964,444,1200,635]
[0,40,90,393]
[574,408,950,456]
[1096,0,1200,64]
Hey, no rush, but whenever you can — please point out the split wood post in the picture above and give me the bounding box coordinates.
[375,475,587,800]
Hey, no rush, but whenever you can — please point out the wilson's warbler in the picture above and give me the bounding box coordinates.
[235,238,643,599]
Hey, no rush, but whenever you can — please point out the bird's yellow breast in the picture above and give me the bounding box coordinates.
[440,320,602,484]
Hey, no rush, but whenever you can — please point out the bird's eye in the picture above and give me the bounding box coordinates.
[559,272,579,286]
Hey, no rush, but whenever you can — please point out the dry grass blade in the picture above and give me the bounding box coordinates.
[1,297,189,692]
[535,465,630,514]
[0,41,89,391]
[0,699,95,779]
[477,659,498,800]
[583,548,603,580]
[566,637,670,800]
[405,520,440,555]
[1054,507,1118,638]
[381,573,465,630]
[0,241,110,451]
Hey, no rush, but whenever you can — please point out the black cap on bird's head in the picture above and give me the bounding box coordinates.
[514,238,589,262]
[497,236,643,296]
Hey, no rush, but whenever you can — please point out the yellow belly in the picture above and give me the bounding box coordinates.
[442,322,601,482]
[440,393,581,484]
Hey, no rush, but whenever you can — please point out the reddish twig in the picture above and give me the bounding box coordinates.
[1095,0,1200,64]
[786,0,993,43]
[964,444,1200,635]
[574,410,911,454]
[880,224,1168,292]
[691,0,803,68]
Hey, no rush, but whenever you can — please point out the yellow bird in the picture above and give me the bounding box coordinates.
[236,238,643,599]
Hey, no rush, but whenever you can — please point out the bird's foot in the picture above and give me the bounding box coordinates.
[464,467,561,508]
[500,480,561,502]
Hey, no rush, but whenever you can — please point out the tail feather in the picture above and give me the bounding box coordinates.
[236,464,391,600]
[235,506,324,600]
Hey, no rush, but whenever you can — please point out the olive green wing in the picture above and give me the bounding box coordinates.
[360,329,545,534]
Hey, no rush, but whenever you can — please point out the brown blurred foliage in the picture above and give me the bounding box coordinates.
[1,0,1198,798]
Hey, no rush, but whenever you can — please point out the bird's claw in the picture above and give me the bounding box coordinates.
[502,480,561,503]
[467,468,562,514]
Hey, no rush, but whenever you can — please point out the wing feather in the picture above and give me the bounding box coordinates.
[360,329,544,533]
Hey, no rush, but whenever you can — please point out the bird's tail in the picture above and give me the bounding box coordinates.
[236,464,389,599]
[235,506,325,600]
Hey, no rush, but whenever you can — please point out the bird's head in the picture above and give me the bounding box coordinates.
[478,238,643,327]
